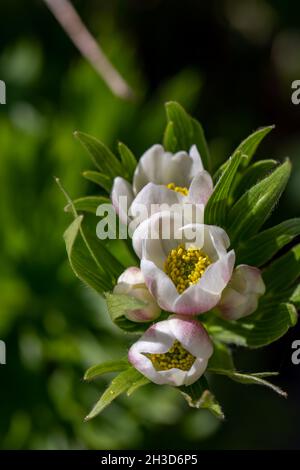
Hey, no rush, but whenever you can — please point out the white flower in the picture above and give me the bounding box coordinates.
[128,315,213,386]
[113,267,161,322]
[111,144,213,226]
[133,211,235,315]
[218,264,266,320]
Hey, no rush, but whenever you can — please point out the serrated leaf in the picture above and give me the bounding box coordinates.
[105,292,154,333]
[180,376,224,420]
[232,159,278,201]
[82,171,112,193]
[74,131,123,178]
[263,244,300,292]
[84,359,129,381]
[204,302,298,348]
[228,160,291,246]
[236,219,300,266]
[164,101,211,171]
[204,151,245,226]
[209,368,286,397]
[85,367,143,420]
[65,196,110,214]
[207,341,234,371]
[118,142,137,180]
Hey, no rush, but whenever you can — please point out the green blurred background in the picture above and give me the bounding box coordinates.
[0,0,300,449]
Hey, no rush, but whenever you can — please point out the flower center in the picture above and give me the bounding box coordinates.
[146,340,195,371]
[166,182,189,196]
[164,243,211,294]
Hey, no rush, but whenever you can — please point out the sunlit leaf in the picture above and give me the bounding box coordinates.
[84,359,129,381]
[85,367,143,420]
[82,170,112,193]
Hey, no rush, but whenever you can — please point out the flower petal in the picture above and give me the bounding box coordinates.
[188,170,214,206]
[133,144,199,194]
[172,250,236,315]
[141,259,179,311]
[168,315,213,359]
[111,177,134,224]
[117,267,144,285]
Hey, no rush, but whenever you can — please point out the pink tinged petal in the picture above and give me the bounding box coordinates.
[128,315,212,386]
[117,267,144,285]
[111,177,134,225]
[141,259,180,312]
[133,144,197,194]
[188,171,214,206]
[189,145,204,174]
[233,264,266,295]
[168,315,213,359]
[218,264,265,320]
[172,250,235,315]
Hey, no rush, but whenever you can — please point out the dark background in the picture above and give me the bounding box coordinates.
[0,0,299,449]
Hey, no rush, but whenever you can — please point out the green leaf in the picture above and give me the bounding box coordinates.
[105,292,155,333]
[127,376,150,396]
[290,284,300,308]
[232,159,278,201]
[180,376,224,420]
[163,121,177,153]
[204,151,245,226]
[263,244,300,292]
[84,359,129,381]
[207,341,234,371]
[74,131,123,178]
[204,302,298,348]
[236,219,300,266]
[228,160,291,246]
[85,367,143,420]
[64,216,112,293]
[209,369,287,398]
[164,101,211,171]
[235,125,274,167]
[65,196,110,214]
[118,142,137,180]
[82,171,112,193]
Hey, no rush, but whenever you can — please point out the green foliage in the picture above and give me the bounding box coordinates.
[203,302,297,348]
[180,376,224,420]
[85,367,145,420]
[236,219,300,266]
[227,160,291,246]
[209,369,286,397]
[163,101,212,172]
[204,151,245,226]
[84,359,130,381]
[105,292,151,333]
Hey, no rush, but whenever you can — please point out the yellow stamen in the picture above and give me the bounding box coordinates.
[166,182,189,196]
[146,340,195,371]
[164,243,211,294]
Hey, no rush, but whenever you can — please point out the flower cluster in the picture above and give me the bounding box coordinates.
[112,144,265,386]
[62,102,298,419]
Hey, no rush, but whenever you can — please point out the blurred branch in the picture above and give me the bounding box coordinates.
[43,0,135,101]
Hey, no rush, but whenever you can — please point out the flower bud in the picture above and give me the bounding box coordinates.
[113,267,161,323]
[218,264,266,320]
